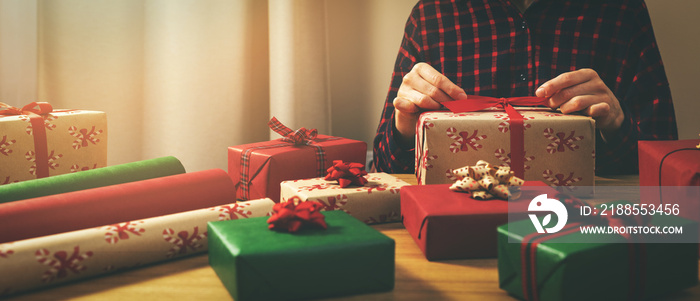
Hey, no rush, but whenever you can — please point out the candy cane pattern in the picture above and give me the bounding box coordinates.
[211,203,252,220]
[542,170,582,186]
[298,183,332,192]
[361,183,389,194]
[0,135,15,156]
[103,221,146,244]
[494,114,533,133]
[0,244,14,258]
[445,169,460,182]
[35,246,94,282]
[20,114,57,135]
[544,128,583,154]
[163,227,207,258]
[26,150,63,175]
[69,126,103,150]
[70,164,98,173]
[447,127,487,153]
[422,150,438,171]
[315,195,349,213]
[494,148,534,170]
[2,176,18,185]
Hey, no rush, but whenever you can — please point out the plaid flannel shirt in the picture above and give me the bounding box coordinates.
[373,0,677,175]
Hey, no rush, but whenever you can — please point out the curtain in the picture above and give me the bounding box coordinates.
[0,0,421,172]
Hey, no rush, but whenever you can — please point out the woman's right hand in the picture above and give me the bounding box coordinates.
[393,62,467,145]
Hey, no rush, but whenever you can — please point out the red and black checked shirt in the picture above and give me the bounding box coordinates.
[373,0,677,175]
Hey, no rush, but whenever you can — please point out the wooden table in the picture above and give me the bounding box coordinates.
[7,175,700,300]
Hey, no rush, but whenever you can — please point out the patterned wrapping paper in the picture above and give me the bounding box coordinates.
[416,109,595,188]
[228,135,366,203]
[0,109,107,184]
[0,198,274,297]
[279,173,410,224]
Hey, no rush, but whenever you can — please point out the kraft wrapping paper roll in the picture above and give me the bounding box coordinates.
[0,198,275,297]
[0,168,236,244]
[0,156,186,204]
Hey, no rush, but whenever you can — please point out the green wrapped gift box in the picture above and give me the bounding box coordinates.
[498,204,698,301]
[208,210,395,301]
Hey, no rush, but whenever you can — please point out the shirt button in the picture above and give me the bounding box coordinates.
[521,21,527,29]
[520,73,527,81]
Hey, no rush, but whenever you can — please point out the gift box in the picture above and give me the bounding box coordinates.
[0,198,274,297]
[498,207,698,301]
[416,108,594,188]
[639,139,700,187]
[280,172,409,224]
[228,118,366,202]
[401,181,553,260]
[0,102,107,184]
[638,139,700,255]
[0,169,237,244]
[0,156,185,204]
[208,210,394,301]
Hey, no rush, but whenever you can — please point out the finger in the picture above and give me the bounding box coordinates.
[546,80,600,109]
[393,96,420,114]
[397,87,443,110]
[413,63,467,100]
[586,102,611,119]
[402,71,453,104]
[536,69,599,98]
[558,95,601,114]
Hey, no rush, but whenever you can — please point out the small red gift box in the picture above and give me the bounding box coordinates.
[639,139,700,187]
[401,181,553,260]
[228,118,366,202]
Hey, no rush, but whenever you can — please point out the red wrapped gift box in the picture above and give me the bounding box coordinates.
[401,181,554,261]
[639,139,700,187]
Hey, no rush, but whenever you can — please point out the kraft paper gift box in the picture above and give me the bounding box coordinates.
[280,172,410,224]
[416,108,594,188]
[498,203,698,301]
[0,198,274,297]
[0,102,107,184]
[228,118,366,203]
[208,211,395,301]
[401,181,555,260]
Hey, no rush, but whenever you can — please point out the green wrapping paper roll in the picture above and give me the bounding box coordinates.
[0,156,185,204]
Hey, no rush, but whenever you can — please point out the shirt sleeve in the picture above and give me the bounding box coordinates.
[373,4,423,173]
[595,1,678,175]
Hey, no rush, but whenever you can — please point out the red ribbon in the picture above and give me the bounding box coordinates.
[520,196,649,301]
[325,160,368,188]
[442,96,547,179]
[267,197,328,232]
[0,102,54,178]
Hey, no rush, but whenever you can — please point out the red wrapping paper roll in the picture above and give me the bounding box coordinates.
[0,169,236,244]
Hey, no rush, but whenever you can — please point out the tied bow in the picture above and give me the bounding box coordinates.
[268,117,318,145]
[0,102,53,116]
[324,160,368,188]
[449,160,524,200]
[267,197,327,232]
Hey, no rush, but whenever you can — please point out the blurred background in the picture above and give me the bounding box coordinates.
[1,0,697,172]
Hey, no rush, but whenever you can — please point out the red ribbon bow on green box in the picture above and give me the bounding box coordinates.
[267,196,327,232]
[0,102,55,178]
[442,96,548,179]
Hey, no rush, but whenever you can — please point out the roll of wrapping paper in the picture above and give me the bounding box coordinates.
[0,168,236,244]
[0,198,275,297]
[0,156,186,204]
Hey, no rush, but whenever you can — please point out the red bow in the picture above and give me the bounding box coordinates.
[324,160,368,188]
[0,102,53,116]
[268,117,318,145]
[267,197,327,232]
